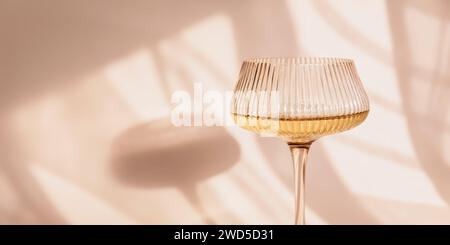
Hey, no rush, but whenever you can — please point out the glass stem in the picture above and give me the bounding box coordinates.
[288,142,311,225]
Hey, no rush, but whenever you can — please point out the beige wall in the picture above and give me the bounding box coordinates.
[0,0,449,224]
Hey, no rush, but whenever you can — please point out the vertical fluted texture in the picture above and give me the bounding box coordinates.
[231,57,370,120]
[231,57,370,141]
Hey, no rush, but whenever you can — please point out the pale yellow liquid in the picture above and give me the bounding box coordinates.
[232,111,369,142]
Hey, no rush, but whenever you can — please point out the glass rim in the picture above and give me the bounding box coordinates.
[243,57,354,65]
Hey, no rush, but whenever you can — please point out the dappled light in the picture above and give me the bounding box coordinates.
[0,0,449,224]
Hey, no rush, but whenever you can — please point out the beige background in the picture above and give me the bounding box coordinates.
[1,0,449,224]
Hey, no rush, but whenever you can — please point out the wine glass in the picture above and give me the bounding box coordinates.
[231,57,370,224]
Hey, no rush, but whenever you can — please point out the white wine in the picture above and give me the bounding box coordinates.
[231,57,370,224]
[232,110,369,142]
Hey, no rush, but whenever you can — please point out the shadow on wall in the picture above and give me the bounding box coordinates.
[0,0,302,224]
[4,0,446,224]
[306,0,450,221]
[228,0,450,224]
[257,137,380,224]
[1,0,220,224]
[110,119,240,224]
[0,0,299,109]
[0,126,66,224]
[386,0,450,203]
[1,0,218,108]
